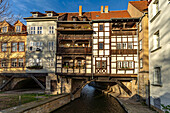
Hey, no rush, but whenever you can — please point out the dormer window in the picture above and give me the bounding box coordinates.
[16,26,21,32]
[73,18,76,21]
[83,18,86,21]
[2,27,7,33]
[33,14,38,18]
[47,13,52,17]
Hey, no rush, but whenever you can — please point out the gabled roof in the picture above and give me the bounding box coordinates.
[129,1,148,12]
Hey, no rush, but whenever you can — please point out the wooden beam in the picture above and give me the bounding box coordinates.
[116,80,132,96]
[0,76,15,90]
[31,76,45,90]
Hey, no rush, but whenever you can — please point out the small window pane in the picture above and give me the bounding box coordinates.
[99,43,103,49]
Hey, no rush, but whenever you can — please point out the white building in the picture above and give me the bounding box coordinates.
[148,0,170,111]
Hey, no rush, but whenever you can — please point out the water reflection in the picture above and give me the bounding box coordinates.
[53,85,126,113]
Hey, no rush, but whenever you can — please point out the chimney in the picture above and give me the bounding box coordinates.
[105,6,108,13]
[79,5,82,16]
[101,6,104,13]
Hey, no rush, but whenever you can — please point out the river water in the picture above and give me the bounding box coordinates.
[53,85,126,113]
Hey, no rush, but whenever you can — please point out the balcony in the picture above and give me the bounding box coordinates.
[111,49,137,54]
[57,47,92,55]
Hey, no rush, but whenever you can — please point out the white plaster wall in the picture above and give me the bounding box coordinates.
[149,0,170,109]
[26,20,57,73]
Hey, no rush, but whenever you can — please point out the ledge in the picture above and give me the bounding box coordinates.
[151,83,162,87]
[150,46,161,53]
[150,10,161,23]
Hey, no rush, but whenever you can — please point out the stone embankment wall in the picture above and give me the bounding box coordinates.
[0,93,80,113]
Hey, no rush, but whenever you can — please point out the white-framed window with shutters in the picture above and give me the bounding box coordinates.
[30,26,36,34]
[48,41,54,51]
[37,26,43,34]
[49,26,54,34]
[48,58,54,67]
[153,67,161,85]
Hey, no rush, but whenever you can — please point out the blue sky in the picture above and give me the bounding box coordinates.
[11,0,139,23]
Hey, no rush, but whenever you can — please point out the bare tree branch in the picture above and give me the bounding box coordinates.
[0,0,22,24]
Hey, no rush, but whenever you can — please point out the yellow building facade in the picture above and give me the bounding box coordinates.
[0,20,27,72]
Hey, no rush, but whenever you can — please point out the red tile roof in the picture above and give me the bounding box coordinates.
[91,10,131,20]
[129,1,148,12]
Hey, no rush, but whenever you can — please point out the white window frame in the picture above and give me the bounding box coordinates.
[117,43,121,49]
[30,26,36,34]
[128,43,133,49]
[139,22,142,32]
[48,41,54,51]
[2,27,7,32]
[11,59,17,67]
[2,43,7,52]
[12,42,18,52]
[49,26,54,34]
[153,31,160,49]
[37,26,43,34]
[122,43,127,49]
[16,26,21,32]
[18,59,24,67]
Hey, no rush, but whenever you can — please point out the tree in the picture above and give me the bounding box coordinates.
[0,0,21,24]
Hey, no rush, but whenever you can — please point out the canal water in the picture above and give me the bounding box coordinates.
[53,85,126,113]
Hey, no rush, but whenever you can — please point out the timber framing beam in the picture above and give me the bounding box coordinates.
[30,76,45,90]
[116,80,132,96]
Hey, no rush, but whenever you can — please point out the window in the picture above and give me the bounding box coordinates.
[48,58,54,67]
[140,40,142,50]
[47,13,52,17]
[19,42,24,52]
[12,43,17,52]
[99,25,103,31]
[2,43,7,52]
[117,61,122,69]
[2,27,7,32]
[83,18,86,21]
[139,22,142,31]
[96,60,106,69]
[117,43,121,49]
[37,26,43,34]
[11,59,17,67]
[122,43,127,49]
[36,58,42,66]
[129,61,134,68]
[117,61,134,69]
[29,41,43,51]
[48,41,54,51]
[73,18,76,21]
[78,60,82,67]
[153,31,160,49]
[123,61,128,68]
[99,42,104,49]
[1,59,7,67]
[18,59,24,67]
[33,14,37,17]
[140,58,143,68]
[128,43,133,49]
[49,26,54,34]
[153,67,161,85]
[16,26,21,32]
[153,0,159,16]
[30,27,36,34]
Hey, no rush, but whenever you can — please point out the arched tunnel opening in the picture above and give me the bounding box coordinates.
[13,78,44,90]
